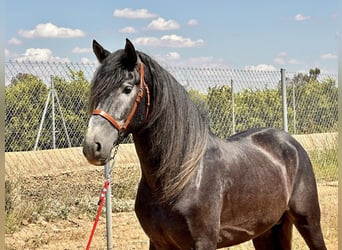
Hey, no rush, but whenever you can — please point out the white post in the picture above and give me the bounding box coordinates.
[51,76,56,149]
[34,91,51,150]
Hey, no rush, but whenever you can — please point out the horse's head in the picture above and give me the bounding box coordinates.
[83,39,150,165]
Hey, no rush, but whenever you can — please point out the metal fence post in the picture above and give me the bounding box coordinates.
[231,79,235,134]
[281,68,288,132]
[105,161,113,249]
[292,79,296,134]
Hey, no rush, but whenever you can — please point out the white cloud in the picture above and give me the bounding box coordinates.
[18,23,85,38]
[72,47,91,54]
[181,56,227,68]
[273,52,286,65]
[8,37,22,45]
[273,57,285,65]
[134,35,204,48]
[155,53,228,68]
[16,48,70,62]
[294,14,311,21]
[4,49,21,61]
[147,17,180,31]
[5,48,10,57]
[161,34,204,47]
[320,53,337,60]
[80,57,96,64]
[187,19,198,26]
[288,59,300,65]
[133,37,160,46]
[113,8,157,19]
[274,52,301,66]
[166,52,181,60]
[244,64,277,71]
[119,26,137,33]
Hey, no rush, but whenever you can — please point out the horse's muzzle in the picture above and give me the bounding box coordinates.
[82,128,116,166]
[83,139,107,166]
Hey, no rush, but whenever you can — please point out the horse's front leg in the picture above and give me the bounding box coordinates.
[183,194,221,249]
[187,213,219,250]
[193,238,216,250]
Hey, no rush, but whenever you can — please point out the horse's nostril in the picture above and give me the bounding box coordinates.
[95,142,102,151]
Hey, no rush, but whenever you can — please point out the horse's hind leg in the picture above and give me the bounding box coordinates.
[288,199,326,250]
[288,181,327,249]
[288,205,326,249]
[252,214,292,250]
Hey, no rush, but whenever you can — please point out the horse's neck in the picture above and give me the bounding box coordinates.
[131,73,209,199]
[132,131,161,189]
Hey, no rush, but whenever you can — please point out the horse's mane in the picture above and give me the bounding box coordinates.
[138,52,209,203]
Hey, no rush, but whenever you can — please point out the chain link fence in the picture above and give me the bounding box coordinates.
[5,62,338,150]
[5,61,338,249]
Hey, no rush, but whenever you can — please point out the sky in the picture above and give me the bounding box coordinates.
[5,0,339,74]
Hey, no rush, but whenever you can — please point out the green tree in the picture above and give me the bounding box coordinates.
[309,67,321,81]
[52,69,89,147]
[234,88,282,132]
[5,70,90,151]
[287,75,337,134]
[5,74,48,151]
[206,85,283,138]
[207,85,233,138]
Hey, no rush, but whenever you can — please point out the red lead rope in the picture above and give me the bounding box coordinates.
[86,179,110,250]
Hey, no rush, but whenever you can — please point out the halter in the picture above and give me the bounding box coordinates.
[92,63,150,131]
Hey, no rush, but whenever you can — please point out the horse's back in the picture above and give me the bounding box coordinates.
[228,127,295,146]
[228,127,308,169]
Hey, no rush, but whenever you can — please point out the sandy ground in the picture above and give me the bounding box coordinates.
[5,183,337,249]
[5,146,338,249]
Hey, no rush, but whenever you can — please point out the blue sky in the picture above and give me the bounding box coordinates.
[5,0,339,74]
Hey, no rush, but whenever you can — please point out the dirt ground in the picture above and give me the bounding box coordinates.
[5,211,149,249]
[5,183,338,250]
[5,147,338,249]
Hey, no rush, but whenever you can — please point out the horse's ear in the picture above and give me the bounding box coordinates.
[93,40,110,63]
[124,38,137,68]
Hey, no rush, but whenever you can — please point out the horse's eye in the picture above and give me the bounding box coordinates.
[123,86,133,94]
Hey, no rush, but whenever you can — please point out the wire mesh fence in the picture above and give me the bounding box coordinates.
[5,61,338,249]
[5,61,338,151]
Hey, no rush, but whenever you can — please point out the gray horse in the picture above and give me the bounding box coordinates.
[83,39,326,250]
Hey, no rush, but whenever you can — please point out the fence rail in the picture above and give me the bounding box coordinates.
[5,61,338,249]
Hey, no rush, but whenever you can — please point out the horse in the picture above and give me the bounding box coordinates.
[83,39,327,250]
